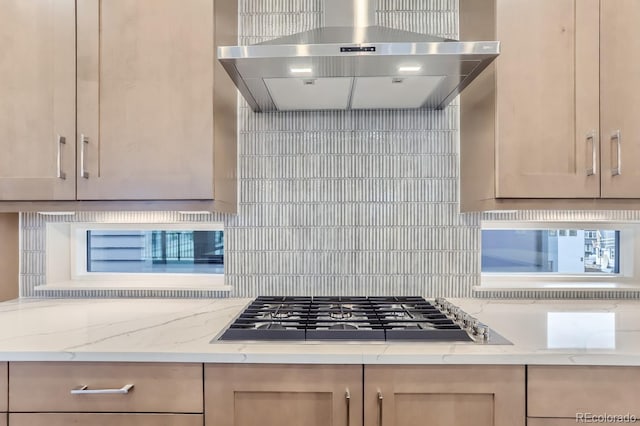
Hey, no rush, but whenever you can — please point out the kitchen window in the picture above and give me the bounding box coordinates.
[86,230,224,274]
[43,222,227,290]
[479,221,639,290]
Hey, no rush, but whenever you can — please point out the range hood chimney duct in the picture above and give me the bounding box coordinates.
[324,0,376,28]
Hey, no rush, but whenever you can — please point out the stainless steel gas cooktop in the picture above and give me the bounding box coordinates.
[217,296,511,344]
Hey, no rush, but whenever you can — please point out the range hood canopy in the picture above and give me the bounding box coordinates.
[218,0,500,112]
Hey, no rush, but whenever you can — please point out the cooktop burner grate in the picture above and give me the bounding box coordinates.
[219,296,488,342]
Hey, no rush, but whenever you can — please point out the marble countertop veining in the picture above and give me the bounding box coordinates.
[0,297,639,365]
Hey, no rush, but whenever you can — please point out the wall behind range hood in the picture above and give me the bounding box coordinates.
[21,0,633,300]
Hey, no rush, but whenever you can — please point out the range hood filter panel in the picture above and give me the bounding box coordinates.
[350,75,446,109]
[264,77,353,111]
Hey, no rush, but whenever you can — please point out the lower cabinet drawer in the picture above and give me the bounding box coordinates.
[528,366,640,418]
[528,419,580,426]
[9,413,203,426]
[0,413,5,426]
[9,362,203,413]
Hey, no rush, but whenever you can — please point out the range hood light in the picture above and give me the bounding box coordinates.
[398,66,422,73]
[290,67,313,74]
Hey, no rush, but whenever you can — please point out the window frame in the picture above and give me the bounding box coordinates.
[479,221,639,290]
[42,222,228,291]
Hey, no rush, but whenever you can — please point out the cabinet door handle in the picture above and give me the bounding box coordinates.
[345,388,351,426]
[56,135,66,180]
[71,384,134,395]
[80,134,90,179]
[377,390,383,426]
[586,131,596,176]
[612,130,622,176]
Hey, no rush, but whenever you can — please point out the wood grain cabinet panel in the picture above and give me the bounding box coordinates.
[600,0,640,198]
[0,414,5,426]
[527,418,634,426]
[0,363,6,413]
[494,0,600,199]
[0,0,76,201]
[9,414,203,426]
[204,364,362,426]
[76,0,226,200]
[364,365,525,426]
[528,366,640,418]
[9,362,203,413]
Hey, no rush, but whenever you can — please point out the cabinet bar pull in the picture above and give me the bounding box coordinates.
[612,130,622,176]
[80,134,90,179]
[345,388,351,426]
[71,384,134,395]
[377,390,383,426]
[56,135,66,180]
[586,131,596,176]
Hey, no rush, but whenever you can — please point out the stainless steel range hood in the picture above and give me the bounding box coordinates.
[218,0,500,112]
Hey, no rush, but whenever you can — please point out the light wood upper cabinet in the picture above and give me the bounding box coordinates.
[77,0,218,200]
[600,0,640,198]
[460,0,640,211]
[0,0,237,209]
[0,0,76,201]
[364,365,525,426]
[204,364,363,426]
[495,0,600,199]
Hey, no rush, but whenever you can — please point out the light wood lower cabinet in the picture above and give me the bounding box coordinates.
[0,414,5,426]
[0,363,6,412]
[527,418,634,426]
[9,414,202,426]
[205,364,525,426]
[204,364,362,426]
[528,366,640,418]
[9,362,203,413]
[365,365,525,426]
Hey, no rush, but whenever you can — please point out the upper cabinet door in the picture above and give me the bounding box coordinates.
[601,0,640,198]
[76,0,215,200]
[0,0,76,201]
[495,0,600,198]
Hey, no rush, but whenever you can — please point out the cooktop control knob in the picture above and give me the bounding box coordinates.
[464,316,478,330]
[473,324,490,341]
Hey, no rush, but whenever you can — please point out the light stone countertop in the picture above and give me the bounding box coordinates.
[0,297,638,365]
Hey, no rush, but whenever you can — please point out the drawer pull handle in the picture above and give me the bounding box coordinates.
[377,390,383,426]
[586,131,597,176]
[56,135,66,180]
[71,384,134,395]
[80,134,90,179]
[612,130,622,176]
[345,388,351,426]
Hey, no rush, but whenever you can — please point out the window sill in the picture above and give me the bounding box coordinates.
[474,281,640,292]
[36,280,231,292]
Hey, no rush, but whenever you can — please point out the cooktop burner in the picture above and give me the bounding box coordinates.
[218,297,507,343]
